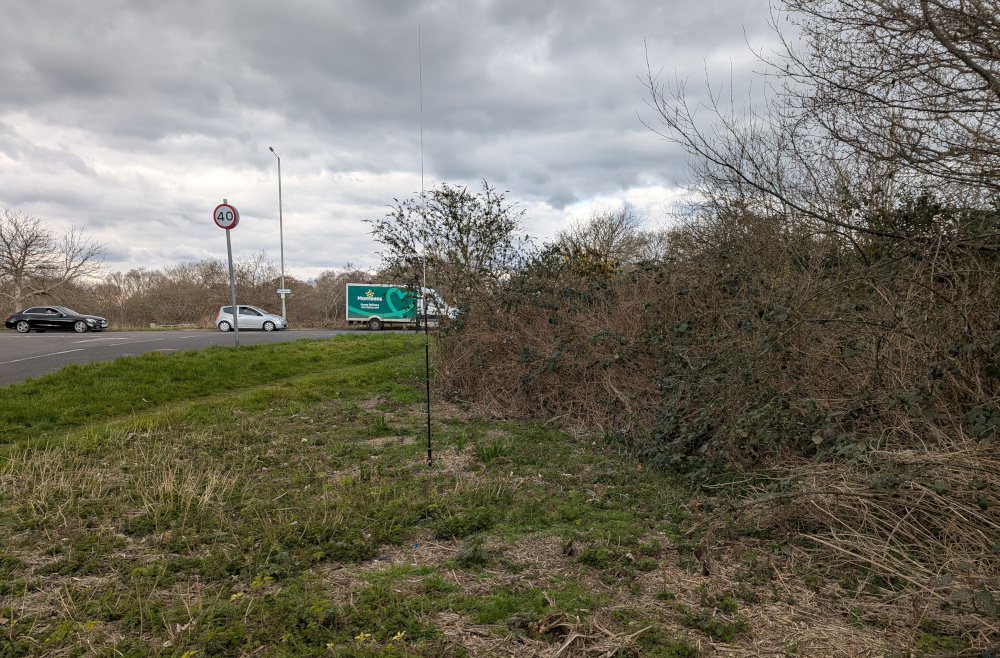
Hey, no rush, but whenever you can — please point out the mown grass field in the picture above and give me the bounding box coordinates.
[0,335,941,656]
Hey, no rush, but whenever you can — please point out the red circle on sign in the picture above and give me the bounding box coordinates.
[213,204,240,229]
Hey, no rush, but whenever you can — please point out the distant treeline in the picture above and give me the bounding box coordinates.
[11,252,379,327]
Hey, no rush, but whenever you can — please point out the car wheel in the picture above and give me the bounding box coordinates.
[263,321,275,332]
[73,320,88,333]
[15,321,30,333]
[368,317,383,331]
[218,321,232,332]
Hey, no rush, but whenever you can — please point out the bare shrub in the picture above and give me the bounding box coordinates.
[437,191,1000,636]
[439,262,659,429]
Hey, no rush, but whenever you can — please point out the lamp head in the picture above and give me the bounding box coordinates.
[269,147,275,152]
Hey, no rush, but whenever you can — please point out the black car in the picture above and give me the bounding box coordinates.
[5,306,109,333]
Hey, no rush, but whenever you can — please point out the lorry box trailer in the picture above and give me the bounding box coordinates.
[345,283,452,331]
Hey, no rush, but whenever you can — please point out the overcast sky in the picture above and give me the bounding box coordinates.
[0,0,775,280]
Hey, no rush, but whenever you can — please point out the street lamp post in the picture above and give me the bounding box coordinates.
[268,146,286,320]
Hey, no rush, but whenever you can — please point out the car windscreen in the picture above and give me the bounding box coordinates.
[53,307,79,315]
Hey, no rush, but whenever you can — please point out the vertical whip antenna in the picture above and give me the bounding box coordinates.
[419,25,432,468]
[420,25,427,295]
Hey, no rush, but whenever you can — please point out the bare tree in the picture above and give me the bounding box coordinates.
[367,180,530,309]
[91,268,161,327]
[235,250,280,291]
[776,0,1000,197]
[308,264,375,323]
[643,0,1000,250]
[556,202,652,264]
[0,208,105,312]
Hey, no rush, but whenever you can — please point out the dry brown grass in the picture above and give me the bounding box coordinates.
[343,531,937,657]
[711,442,1000,637]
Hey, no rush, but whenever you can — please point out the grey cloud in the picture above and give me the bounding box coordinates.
[546,189,579,209]
[0,0,774,273]
[100,244,133,263]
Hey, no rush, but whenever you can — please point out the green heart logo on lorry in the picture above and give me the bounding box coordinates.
[346,284,419,321]
[385,288,413,315]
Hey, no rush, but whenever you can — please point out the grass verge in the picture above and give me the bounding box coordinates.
[0,336,963,656]
[0,334,412,445]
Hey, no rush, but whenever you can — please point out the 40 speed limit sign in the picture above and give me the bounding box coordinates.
[213,203,239,229]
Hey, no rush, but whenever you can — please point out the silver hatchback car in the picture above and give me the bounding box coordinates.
[215,305,288,332]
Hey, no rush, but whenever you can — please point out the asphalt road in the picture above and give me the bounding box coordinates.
[0,328,367,386]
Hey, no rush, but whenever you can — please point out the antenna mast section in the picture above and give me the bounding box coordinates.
[419,25,433,468]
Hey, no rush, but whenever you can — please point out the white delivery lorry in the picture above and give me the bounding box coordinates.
[345,283,454,331]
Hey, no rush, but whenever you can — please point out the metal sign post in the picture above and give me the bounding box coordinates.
[214,199,241,348]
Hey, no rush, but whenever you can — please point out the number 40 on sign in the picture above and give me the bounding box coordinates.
[213,203,239,230]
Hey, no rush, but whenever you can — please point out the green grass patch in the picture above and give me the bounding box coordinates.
[0,333,709,656]
[0,334,414,445]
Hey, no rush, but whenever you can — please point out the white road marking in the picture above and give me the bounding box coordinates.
[111,338,166,346]
[0,349,85,365]
[73,337,130,343]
